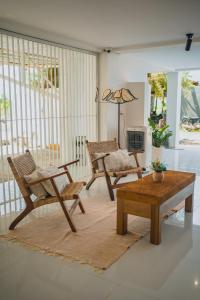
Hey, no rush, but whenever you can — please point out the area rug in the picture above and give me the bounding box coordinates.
[0,196,184,270]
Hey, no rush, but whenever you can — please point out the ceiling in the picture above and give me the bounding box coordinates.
[0,0,200,70]
[121,43,200,71]
[0,0,200,50]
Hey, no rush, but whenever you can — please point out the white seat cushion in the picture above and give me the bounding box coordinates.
[94,149,135,172]
[24,168,48,199]
[37,166,68,196]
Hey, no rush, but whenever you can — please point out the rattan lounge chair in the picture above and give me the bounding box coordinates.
[86,139,143,201]
[7,150,86,232]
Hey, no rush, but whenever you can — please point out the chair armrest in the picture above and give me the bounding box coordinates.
[92,153,110,163]
[28,170,68,186]
[128,150,144,156]
[92,153,110,174]
[58,160,80,183]
[128,151,142,168]
[58,159,79,169]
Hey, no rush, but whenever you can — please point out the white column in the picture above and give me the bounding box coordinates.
[166,72,181,148]
[126,81,152,168]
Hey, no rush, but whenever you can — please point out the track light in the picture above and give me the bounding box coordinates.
[185,33,193,51]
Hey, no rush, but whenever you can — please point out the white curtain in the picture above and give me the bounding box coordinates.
[0,32,98,215]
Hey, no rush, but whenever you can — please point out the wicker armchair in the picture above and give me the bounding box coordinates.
[86,139,143,200]
[7,150,86,232]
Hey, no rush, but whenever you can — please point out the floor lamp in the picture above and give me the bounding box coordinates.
[101,88,138,147]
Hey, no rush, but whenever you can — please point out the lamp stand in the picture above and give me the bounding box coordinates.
[101,88,137,148]
[118,103,121,148]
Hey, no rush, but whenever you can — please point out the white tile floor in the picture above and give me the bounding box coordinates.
[0,147,200,300]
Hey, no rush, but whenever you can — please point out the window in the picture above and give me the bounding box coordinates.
[0,32,98,215]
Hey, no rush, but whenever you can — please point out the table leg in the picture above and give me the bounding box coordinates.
[117,200,127,235]
[150,205,161,245]
[185,194,193,212]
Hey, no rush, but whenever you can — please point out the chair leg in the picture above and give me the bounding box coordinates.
[59,200,77,232]
[69,199,80,215]
[137,171,142,179]
[105,173,115,201]
[78,198,85,214]
[86,176,96,190]
[114,176,122,185]
[9,206,32,230]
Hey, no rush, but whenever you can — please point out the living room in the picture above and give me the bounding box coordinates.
[0,1,200,300]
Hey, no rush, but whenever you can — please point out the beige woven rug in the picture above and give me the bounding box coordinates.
[0,196,184,270]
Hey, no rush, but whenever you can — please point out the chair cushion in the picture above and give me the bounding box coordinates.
[24,168,48,199]
[94,149,135,172]
[37,166,68,196]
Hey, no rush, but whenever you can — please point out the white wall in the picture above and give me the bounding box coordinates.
[99,52,169,145]
[118,53,168,82]
[107,53,126,144]
[126,82,147,127]
[99,52,125,142]
[126,82,152,167]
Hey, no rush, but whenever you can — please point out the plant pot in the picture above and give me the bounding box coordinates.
[152,171,164,183]
[152,146,163,161]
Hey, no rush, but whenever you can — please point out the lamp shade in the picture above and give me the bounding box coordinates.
[102,88,137,104]
[102,89,112,101]
[100,88,138,147]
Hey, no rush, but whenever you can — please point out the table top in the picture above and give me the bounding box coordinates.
[117,170,196,205]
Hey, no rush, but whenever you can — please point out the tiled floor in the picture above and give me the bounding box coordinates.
[0,147,200,300]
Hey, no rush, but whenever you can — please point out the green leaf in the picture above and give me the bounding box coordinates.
[148,117,172,147]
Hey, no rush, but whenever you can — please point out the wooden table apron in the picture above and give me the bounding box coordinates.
[116,171,195,245]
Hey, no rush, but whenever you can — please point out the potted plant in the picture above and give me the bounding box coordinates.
[151,160,167,182]
[148,118,172,161]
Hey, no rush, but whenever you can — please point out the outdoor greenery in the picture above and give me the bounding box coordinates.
[0,96,10,122]
[30,67,59,90]
[148,118,172,147]
[148,73,167,114]
[148,71,198,117]
[181,72,197,99]
[151,159,167,172]
[180,72,200,133]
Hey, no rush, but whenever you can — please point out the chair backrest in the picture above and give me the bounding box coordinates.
[86,139,119,170]
[7,150,36,198]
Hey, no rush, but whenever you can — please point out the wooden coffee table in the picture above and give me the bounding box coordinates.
[117,170,196,245]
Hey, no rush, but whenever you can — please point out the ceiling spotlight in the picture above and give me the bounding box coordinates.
[185,33,194,51]
[194,280,199,286]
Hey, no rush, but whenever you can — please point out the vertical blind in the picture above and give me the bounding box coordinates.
[0,32,98,216]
